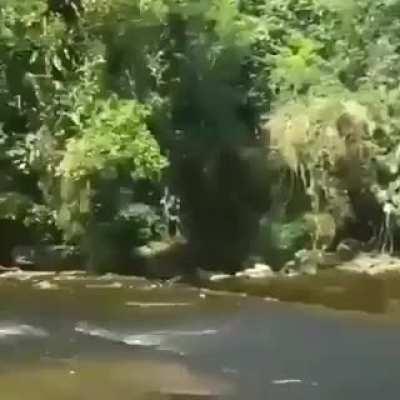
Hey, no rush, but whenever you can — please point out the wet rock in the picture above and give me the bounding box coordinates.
[0,269,54,280]
[0,265,20,273]
[58,270,86,277]
[12,245,82,271]
[236,263,274,279]
[280,260,299,277]
[337,238,362,261]
[317,252,341,269]
[203,268,388,313]
[130,240,190,279]
[294,250,319,275]
[285,250,340,275]
[132,241,171,259]
[85,282,123,289]
[210,274,232,282]
[54,270,87,281]
[337,253,400,275]
[33,280,59,290]
[197,269,231,282]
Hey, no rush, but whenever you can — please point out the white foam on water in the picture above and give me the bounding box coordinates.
[154,329,219,336]
[74,322,219,351]
[122,334,164,347]
[0,323,48,339]
[271,378,319,387]
[125,302,192,308]
[75,322,163,347]
[272,379,303,385]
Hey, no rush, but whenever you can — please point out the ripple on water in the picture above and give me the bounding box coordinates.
[0,323,48,340]
[74,321,219,353]
[75,322,164,347]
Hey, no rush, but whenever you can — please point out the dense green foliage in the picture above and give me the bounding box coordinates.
[2,0,400,271]
[262,0,400,254]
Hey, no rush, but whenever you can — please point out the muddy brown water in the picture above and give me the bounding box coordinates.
[1,271,400,399]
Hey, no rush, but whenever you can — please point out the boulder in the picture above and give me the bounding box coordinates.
[12,245,82,271]
[337,253,400,275]
[280,260,299,277]
[294,249,319,275]
[130,240,191,279]
[196,269,232,282]
[336,238,362,261]
[236,263,274,279]
[33,280,59,290]
[132,241,171,259]
[282,249,340,276]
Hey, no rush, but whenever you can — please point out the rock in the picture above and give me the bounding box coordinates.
[0,270,55,281]
[300,263,318,275]
[289,249,339,275]
[12,247,35,267]
[294,249,319,275]
[0,266,20,273]
[12,245,82,271]
[131,241,171,259]
[85,282,123,289]
[197,269,231,282]
[317,252,341,269]
[236,263,274,279]
[337,253,400,275]
[280,261,299,277]
[130,240,190,279]
[33,280,59,290]
[210,273,231,282]
[58,270,86,276]
[56,270,87,280]
[336,238,362,261]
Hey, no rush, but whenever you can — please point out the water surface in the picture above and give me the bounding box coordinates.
[1,271,400,399]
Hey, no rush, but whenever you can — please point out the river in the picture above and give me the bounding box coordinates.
[1,271,400,399]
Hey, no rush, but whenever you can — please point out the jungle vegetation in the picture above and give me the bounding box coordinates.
[1,0,400,272]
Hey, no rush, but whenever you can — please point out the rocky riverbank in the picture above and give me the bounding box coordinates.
[7,240,400,314]
[2,252,400,315]
[195,252,400,314]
